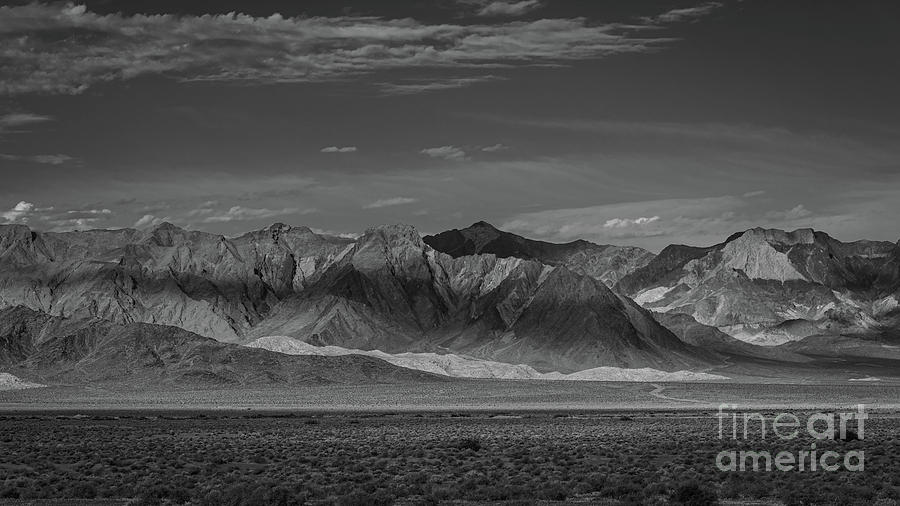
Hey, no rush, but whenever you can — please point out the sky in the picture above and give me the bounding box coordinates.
[0,0,898,251]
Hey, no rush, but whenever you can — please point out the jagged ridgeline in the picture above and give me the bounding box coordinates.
[615,228,900,345]
[0,222,707,373]
[2,221,898,379]
[422,221,655,286]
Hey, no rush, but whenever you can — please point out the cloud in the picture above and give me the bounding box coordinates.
[1,201,110,229]
[0,153,74,165]
[420,146,469,161]
[475,116,812,146]
[321,146,358,153]
[185,201,218,217]
[764,204,812,221]
[363,197,419,209]
[134,214,169,229]
[498,195,782,250]
[1,201,35,223]
[644,2,723,24]
[603,216,660,228]
[475,1,542,17]
[0,3,707,96]
[481,143,509,152]
[42,207,113,231]
[0,112,54,137]
[498,188,896,251]
[66,208,111,217]
[377,75,504,95]
[742,190,766,198]
[201,205,307,223]
[46,217,104,230]
[310,227,361,239]
[0,112,52,129]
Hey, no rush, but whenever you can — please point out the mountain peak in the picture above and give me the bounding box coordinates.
[0,223,33,240]
[424,222,654,287]
[145,221,193,247]
[739,227,817,246]
[150,221,183,233]
[362,224,423,246]
[470,220,498,230]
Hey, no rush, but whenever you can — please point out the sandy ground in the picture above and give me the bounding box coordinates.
[1,380,899,412]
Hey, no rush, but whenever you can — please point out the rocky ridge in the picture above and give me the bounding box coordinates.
[423,221,654,286]
[0,222,711,373]
[616,228,900,344]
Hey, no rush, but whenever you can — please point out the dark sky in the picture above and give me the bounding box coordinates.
[0,0,898,250]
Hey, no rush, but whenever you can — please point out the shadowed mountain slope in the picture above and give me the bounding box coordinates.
[250,224,711,373]
[0,222,353,342]
[0,306,439,386]
[423,221,654,287]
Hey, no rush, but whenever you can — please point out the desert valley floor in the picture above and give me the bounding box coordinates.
[1,387,899,506]
[2,380,900,411]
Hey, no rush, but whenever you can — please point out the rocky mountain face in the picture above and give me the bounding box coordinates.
[249,224,708,372]
[0,306,438,386]
[616,228,900,345]
[0,223,711,374]
[0,222,353,342]
[423,221,654,287]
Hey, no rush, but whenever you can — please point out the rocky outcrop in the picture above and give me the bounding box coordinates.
[423,221,654,286]
[0,222,353,342]
[617,228,900,344]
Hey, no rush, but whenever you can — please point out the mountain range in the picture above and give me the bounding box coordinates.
[0,220,898,387]
[615,228,900,345]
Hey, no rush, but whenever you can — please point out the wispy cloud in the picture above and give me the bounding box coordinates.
[363,197,419,209]
[420,145,469,161]
[604,216,660,228]
[134,214,169,229]
[0,112,53,138]
[45,208,113,231]
[643,2,723,24]
[481,143,509,152]
[0,112,52,129]
[1,201,113,230]
[500,195,827,250]
[473,116,809,145]
[764,204,811,221]
[474,1,542,17]
[201,206,311,223]
[184,201,218,217]
[0,3,712,96]
[377,75,504,95]
[0,153,74,165]
[321,146,358,153]
[310,227,361,239]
